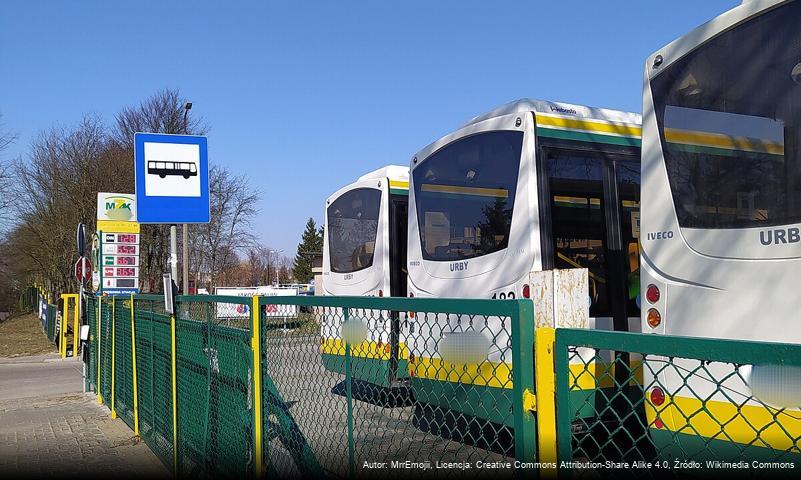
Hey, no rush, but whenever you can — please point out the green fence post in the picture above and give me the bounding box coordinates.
[344,308,355,479]
[553,330,572,470]
[511,299,537,465]
[170,309,178,476]
[97,297,103,404]
[111,297,117,419]
[130,294,140,437]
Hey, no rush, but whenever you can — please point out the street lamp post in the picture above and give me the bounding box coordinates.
[267,249,284,286]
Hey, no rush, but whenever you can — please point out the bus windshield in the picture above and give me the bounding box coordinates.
[651,1,801,229]
[413,130,523,261]
[327,188,381,273]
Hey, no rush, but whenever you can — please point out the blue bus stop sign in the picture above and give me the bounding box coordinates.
[134,133,210,223]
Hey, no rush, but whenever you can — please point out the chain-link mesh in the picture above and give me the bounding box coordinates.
[99,297,114,407]
[86,295,97,393]
[112,297,135,429]
[175,298,253,477]
[259,298,534,478]
[133,296,174,466]
[46,304,57,343]
[86,294,534,477]
[554,329,801,478]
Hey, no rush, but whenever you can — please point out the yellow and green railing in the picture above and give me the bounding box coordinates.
[82,292,801,478]
[85,294,540,477]
[553,328,801,477]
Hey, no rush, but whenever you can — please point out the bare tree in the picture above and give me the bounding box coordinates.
[0,89,260,301]
[277,255,294,285]
[10,116,118,296]
[110,88,206,291]
[113,88,206,148]
[191,165,259,291]
[0,114,18,233]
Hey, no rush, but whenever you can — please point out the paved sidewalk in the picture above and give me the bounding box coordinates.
[0,356,169,477]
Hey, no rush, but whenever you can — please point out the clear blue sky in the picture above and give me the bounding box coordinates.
[0,1,737,257]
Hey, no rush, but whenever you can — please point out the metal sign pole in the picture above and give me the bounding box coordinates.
[182,224,188,294]
[170,225,179,290]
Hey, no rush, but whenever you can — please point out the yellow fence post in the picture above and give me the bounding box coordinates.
[111,297,117,419]
[170,311,178,476]
[71,294,79,358]
[97,296,103,404]
[130,294,140,436]
[535,327,557,477]
[252,295,263,478]
[59,294,68,358]
[58,294,79,358]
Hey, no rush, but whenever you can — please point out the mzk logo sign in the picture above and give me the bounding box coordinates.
[97,193,137,222]
[104,197,134,220]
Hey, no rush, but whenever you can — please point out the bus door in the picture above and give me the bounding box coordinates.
[388,194,408,298]
[615,159,641,325]
[538,146,639,333]
[388,194,408,384]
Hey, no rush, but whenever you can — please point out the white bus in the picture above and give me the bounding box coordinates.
[321,165,410,388]
[641,0,801,458]
[406,99,642,426]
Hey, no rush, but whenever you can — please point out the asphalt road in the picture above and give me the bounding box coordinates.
[262,333,516,478]
[0,354,84,401]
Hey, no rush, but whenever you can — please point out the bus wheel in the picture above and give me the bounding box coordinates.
[183,174,190,179]
[159,174,166,178]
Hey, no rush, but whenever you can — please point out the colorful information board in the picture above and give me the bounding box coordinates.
[96,192,140,294]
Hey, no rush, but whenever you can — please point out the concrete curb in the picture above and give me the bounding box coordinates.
[0,353,66,365]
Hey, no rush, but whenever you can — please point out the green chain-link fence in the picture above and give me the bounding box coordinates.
[132,295,173,467]
[18,286,38,311]
[85,294,537,478]
[553,328,801,478]
[256,295,536,478]
[174,296,254,477]
[83,293,801,478]
[45,303,57,343]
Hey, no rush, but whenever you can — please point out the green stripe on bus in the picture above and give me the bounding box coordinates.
[538,127,642,147]
[389,188,409,196]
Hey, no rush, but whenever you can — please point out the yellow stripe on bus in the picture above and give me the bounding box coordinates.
[410,357,513,389]
[536,114,642,138]
[321,338,409,361]
[665,128,785,155]
[421,184,509,198]
[389,180,409,190]
[408,358,642,390]
[646,393,801,451]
